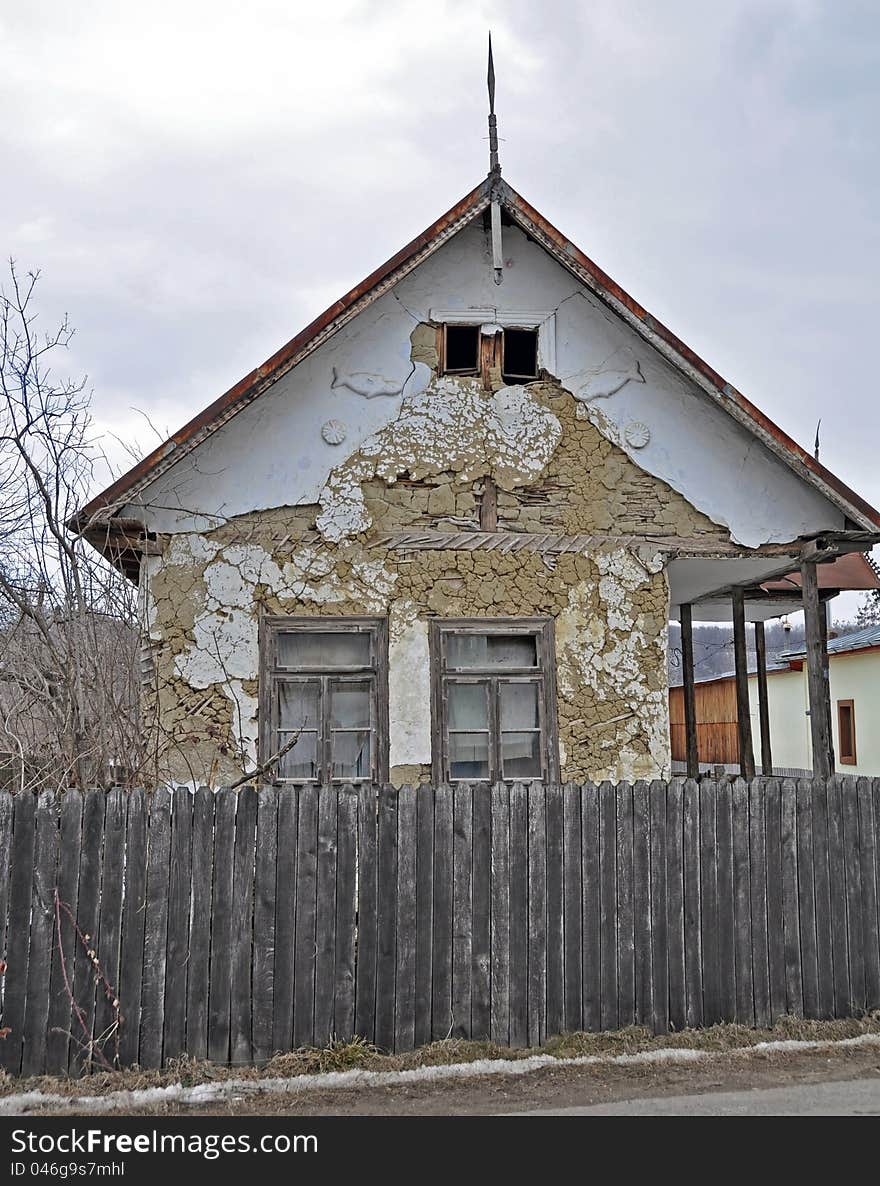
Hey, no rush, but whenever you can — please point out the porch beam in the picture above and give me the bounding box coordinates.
[731,588,756,779]
[754,620,773,776]
[679,603,699,779]
[801,561,835,778]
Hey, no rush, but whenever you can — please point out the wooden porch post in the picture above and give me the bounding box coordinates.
[732,588,756,779]
[801,560,835,778]
[680,603,699,779]
[754,620,773,776]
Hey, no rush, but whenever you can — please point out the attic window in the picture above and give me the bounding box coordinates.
[502,328,538,382]
[442,324,479,375]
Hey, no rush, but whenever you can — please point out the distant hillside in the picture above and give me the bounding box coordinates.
[668,619,806,686]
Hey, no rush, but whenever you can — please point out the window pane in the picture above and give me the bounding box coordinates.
[278,630,371,669]
[331,680,371,728]
[449,732,490,780]
[332,731,372,780]
[503,327,538,379]
[446,632,537,669]
[278,731,318,780]
[448,681,489,730]
[278,681,319,729]
[500,682,540,730]
[444,324,479,372]
[501,732,542,779]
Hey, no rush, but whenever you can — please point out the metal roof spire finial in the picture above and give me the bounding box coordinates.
[488,31,500,176]
[487,32,503,284]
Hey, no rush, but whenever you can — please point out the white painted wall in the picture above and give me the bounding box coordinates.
[125,220,844,547]
[746,650,880,775]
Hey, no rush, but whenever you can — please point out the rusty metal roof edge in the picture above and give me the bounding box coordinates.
[499,181,880,533]
[75,178,493,526]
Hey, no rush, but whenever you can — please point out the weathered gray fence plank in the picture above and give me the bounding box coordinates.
[272,788,298,1053]
[230,786,258,1065]
[314,787,339,1050]
[781,779,803,1016]
[471,785,492,1041]
[490,782,510,1045]
[508,781,529,1047]
[682,778,702,1029]
[666,778,685,1033]
[139,790,171,1070]
[117,789,145,1068]
[207,788,236,1064]
[21,790,61,1076]
[162,787,192,1062]
[699,781,720,1024]
[715,779,735,1022]
[826,777,851,1016]
[544,784,564,1041]
[859,778,880,1011]
[413,784,434,1048]
[46,789,84,1073]
[748,779,770,1029]
[93,788,127,1067]
[615,781,635,1028]
[764,779,786,1020]
[810,778,834,1018]
[70,789,107,1073]
[334,785,358,1042]
[185,787,213,1061]
[0,791,36,1075]
[562,783,583,1033]
[581,782,601,1032]
[527,781,547,1048]
[293,785,319,1049]
[731,778,754,1028]
[451,783,473,1041]
[253,786,279,1063]
[598,780,618,1032]
[375,783,399,1050]
[841,778,866,1012]
[650,780,669,1035]
[633,781,653,1028]
[0,791,13,988]
[430,783,453,1042]
[394,785,417,1053]
[796,779,819,1018]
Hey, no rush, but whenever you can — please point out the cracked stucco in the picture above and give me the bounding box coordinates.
[142,372,716,787]
[315,376,562,543]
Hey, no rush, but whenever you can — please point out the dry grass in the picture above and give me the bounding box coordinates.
[3,1013,880,1100]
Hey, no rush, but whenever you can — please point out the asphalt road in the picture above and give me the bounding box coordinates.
[514,1077,880,1115]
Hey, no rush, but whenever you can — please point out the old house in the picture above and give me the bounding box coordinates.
[76,143,880,788]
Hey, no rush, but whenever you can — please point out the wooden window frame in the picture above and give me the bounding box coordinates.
[439,323,541,386]
[837,698,857,766]
[259,615,389,785]
[429,617,560,784]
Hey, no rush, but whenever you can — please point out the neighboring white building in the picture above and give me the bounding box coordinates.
[675,624,880,777]
[753,624,880,777]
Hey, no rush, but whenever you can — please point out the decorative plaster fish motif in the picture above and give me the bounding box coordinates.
[565,348,646,403]
[331,368,404,399]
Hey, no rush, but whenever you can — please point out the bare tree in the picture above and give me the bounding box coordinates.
[0,261,141,790]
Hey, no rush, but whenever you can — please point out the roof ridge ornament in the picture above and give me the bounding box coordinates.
[487,32,503,285]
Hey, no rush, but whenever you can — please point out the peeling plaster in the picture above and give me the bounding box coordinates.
[316,376,562,543]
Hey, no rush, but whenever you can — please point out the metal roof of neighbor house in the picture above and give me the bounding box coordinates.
[74,175,880,533]
[781,622,880,660]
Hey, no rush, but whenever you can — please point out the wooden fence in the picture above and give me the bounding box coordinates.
[1,777,879,1077]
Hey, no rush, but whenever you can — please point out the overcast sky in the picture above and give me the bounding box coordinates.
[2,0,878,615]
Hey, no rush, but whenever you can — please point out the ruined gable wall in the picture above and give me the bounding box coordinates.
[142,370,721,787]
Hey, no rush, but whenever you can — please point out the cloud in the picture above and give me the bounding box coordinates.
[2,0,878,613]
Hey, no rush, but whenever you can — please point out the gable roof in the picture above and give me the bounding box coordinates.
[75,175,880,533]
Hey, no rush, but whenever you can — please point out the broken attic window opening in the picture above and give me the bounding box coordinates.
[442,324,480,374]
[502,327,538,382]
